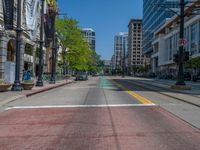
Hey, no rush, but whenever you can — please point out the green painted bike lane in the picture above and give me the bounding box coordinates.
[99,77,117,89]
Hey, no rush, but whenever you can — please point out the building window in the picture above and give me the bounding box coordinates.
[25,44,33,55]
[191,23,198,55]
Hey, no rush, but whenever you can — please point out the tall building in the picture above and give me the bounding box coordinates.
[114,32,128,70]
[81,28,96,51]
[128,19,143,69]
[152,0,200,75]
[143,0,179,55]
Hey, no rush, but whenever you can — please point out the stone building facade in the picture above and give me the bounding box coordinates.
[0,0,47,83]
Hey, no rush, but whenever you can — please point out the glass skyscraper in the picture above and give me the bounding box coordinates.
[114,32,128,69]
[143,0,179,54]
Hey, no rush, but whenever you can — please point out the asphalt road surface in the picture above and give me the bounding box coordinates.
[0,76,200,150]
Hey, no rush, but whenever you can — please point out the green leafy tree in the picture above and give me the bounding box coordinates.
[56,17,97,72]
[186,56,200,69]
[186,56,200,75]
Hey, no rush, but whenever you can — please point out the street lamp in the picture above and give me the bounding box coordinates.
[11,0,23,91]
[49,13,57,84]
[36,0,45,87]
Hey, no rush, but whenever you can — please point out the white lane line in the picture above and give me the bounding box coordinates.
[5,104,158,110]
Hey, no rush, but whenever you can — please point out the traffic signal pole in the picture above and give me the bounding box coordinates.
[176,0,186,86]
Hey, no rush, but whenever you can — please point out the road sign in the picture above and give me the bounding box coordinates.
[179,39,187,46]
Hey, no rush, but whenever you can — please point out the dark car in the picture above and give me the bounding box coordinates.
[75,72,88,81]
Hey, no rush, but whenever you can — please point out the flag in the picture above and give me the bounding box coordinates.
[26,0,40,40]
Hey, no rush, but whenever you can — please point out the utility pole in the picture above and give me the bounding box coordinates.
[175,0,186,86]
[36,0,45,87]
[11,0,23,91]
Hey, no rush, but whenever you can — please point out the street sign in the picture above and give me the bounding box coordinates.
[179,39,187,46]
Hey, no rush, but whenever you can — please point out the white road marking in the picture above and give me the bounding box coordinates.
[5,104,158,110]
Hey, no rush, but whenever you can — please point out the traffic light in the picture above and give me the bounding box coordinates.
[173,53,179,63]
[184,51,190,61]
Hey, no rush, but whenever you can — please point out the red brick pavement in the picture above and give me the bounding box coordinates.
[0,106,200,150]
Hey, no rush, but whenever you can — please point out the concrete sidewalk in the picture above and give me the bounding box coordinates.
[114,76,200,107]
[0,79,74,107]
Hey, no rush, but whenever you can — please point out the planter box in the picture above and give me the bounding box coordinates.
[22,83,34,90]
[0,84,11,92]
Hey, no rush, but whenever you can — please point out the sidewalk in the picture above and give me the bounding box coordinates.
[124,76,200,106]
[0,79,74,107]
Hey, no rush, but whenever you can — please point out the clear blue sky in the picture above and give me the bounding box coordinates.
[57,0,143,60]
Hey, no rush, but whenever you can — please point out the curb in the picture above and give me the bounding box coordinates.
[26,81,73,97]
[0,95,26,107]
[0,80,73,107]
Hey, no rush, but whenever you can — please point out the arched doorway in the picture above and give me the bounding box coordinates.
[5,39,16,83]
[7,40,15,62]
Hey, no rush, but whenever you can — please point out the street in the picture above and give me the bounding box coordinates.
[1,0,200,149]
[0,76,200,150]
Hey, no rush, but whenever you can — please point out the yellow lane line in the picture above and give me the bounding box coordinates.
[109,79,155,105]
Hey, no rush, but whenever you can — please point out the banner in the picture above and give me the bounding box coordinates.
[26,0,40,40]
[2,0,14,30]
[44,14,55,41]
[44,1,57,45]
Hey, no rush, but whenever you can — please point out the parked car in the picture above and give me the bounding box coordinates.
[75,72,88,81]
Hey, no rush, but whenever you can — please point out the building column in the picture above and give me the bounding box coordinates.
[20,40,25,80]
[0,34,7,79]
[32,45,37,77]
[152,58,156,73]
[46,46,51,73]
[197,22,200,53]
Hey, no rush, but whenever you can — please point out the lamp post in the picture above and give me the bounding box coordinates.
[36,0,45,87]
[11,0,23,91]
[49,12,57,84]
[175,0,186,86]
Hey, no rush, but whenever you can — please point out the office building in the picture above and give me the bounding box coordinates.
[81,28,96,51]
[114,32,128,71]
[128,19,143,69]
[143,0,179,55]
[152,1,200,76]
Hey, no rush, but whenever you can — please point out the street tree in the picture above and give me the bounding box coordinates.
[186,56,200,74]
[56,17,97,72]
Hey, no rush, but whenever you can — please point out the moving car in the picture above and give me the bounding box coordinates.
[75,72,88,81]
